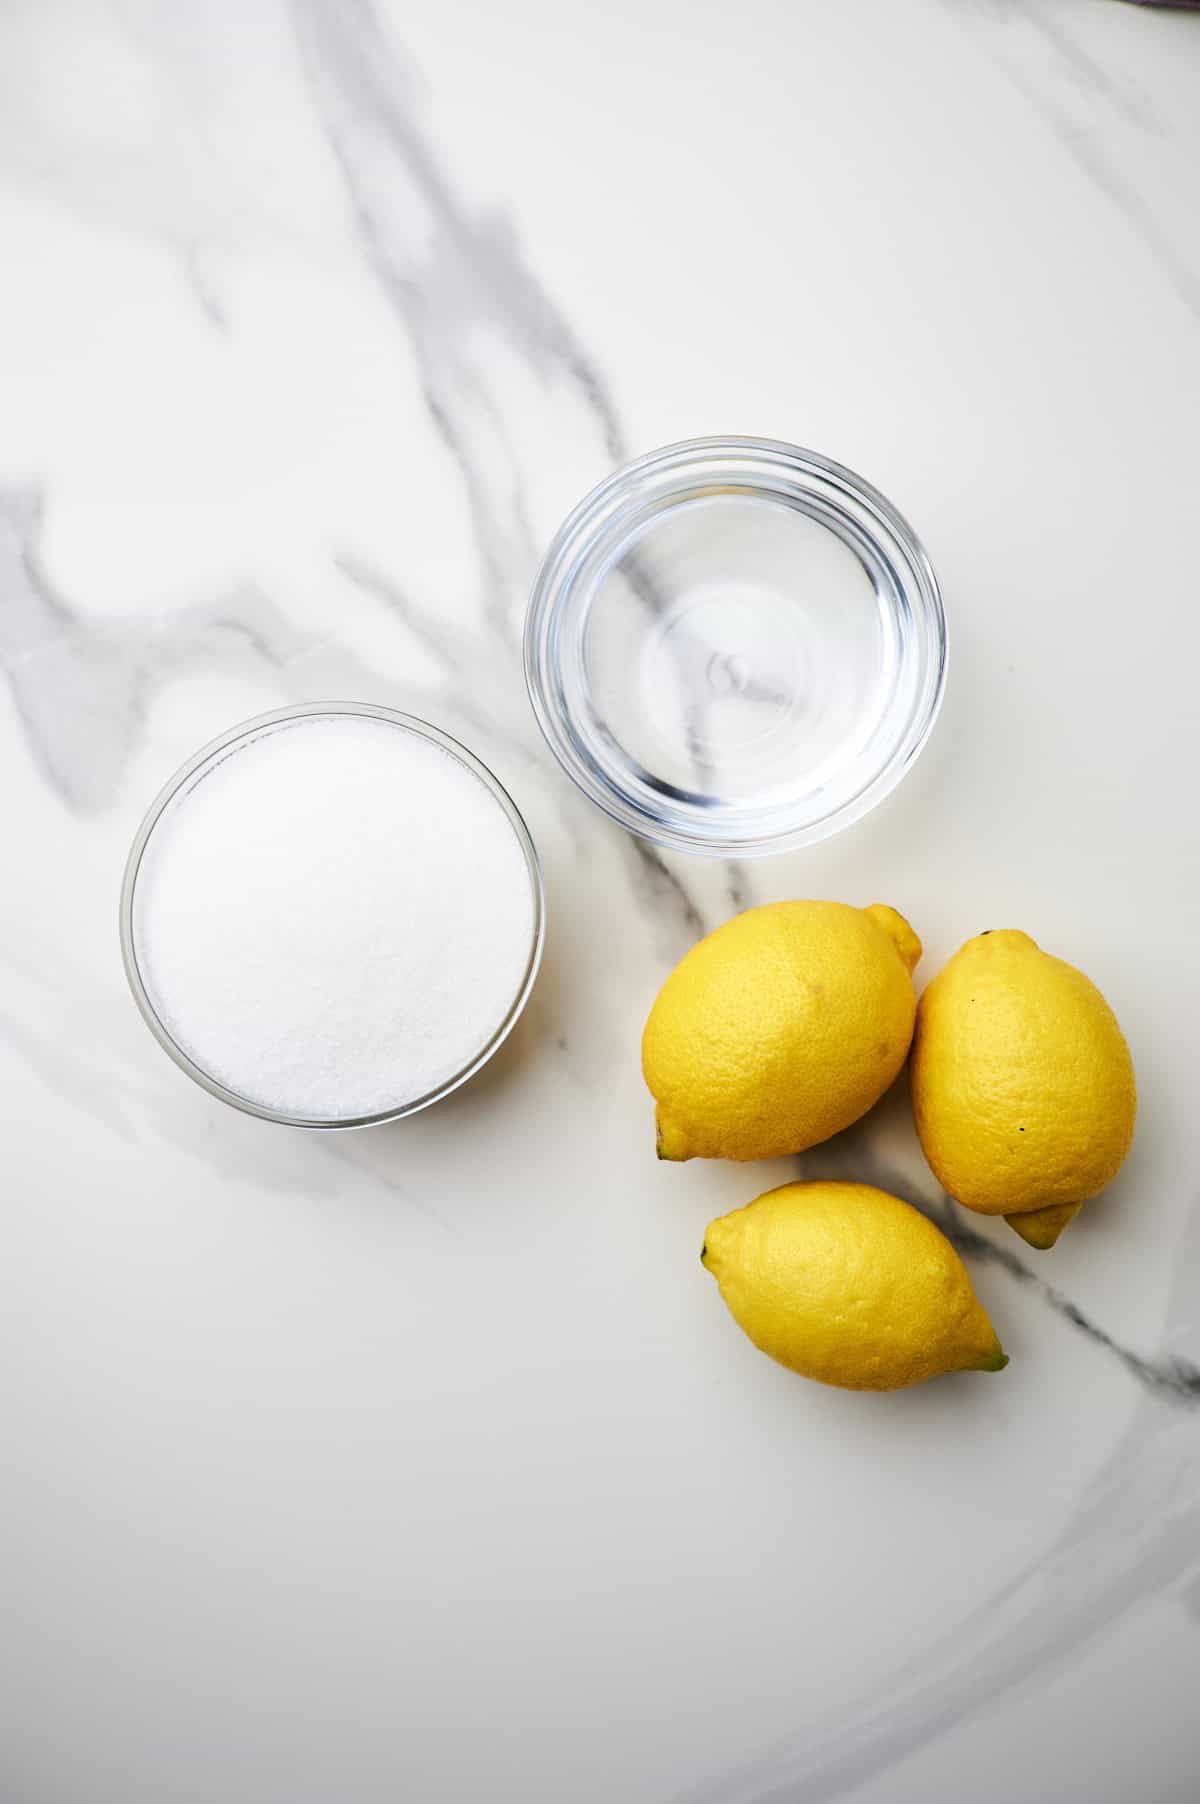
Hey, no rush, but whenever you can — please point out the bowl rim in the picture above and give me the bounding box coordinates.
[119,701,546,1130]
[524,435,947,857]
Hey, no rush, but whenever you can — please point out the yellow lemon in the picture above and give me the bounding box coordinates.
[643,901,921,1162]
[911,931,1136,1249]
[702,1181,1006,1390]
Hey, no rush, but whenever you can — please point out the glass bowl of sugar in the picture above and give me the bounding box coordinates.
[120,703,544,1128]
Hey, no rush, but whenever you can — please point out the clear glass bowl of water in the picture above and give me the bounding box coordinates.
[524,437,946,857]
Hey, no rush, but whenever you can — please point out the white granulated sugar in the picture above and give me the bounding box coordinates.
[133,715,537,1121]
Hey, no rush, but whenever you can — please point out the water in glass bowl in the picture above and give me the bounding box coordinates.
[525,438,946,857]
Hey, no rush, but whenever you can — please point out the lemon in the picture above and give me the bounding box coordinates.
[911,930,1136,1249]
[642,901,922,1162]
[702,1181,1006,1389]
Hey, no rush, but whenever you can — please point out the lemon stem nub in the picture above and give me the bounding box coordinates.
[655,1111,691,1161]
[1005,1201,1083,1250]
[863,904,923,974]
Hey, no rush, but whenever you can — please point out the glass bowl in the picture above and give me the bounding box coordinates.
[120,702,545,1129]
[524,437,946,857]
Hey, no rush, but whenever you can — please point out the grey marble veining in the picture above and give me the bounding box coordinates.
[948,0,1200,319]
[291,0,626,635]
[938,1200,1200,1405]
[0,484,314,811]
[290,0,745,943]
[677,1194,1200,1804]
[3,2,1200,1801]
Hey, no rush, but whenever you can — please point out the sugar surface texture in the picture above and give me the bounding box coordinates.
[132,715,538,1120]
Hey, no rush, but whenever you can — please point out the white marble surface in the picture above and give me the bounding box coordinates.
[3,2,1200,1800]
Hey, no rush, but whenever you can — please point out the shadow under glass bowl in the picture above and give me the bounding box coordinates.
[524,437,947,858]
